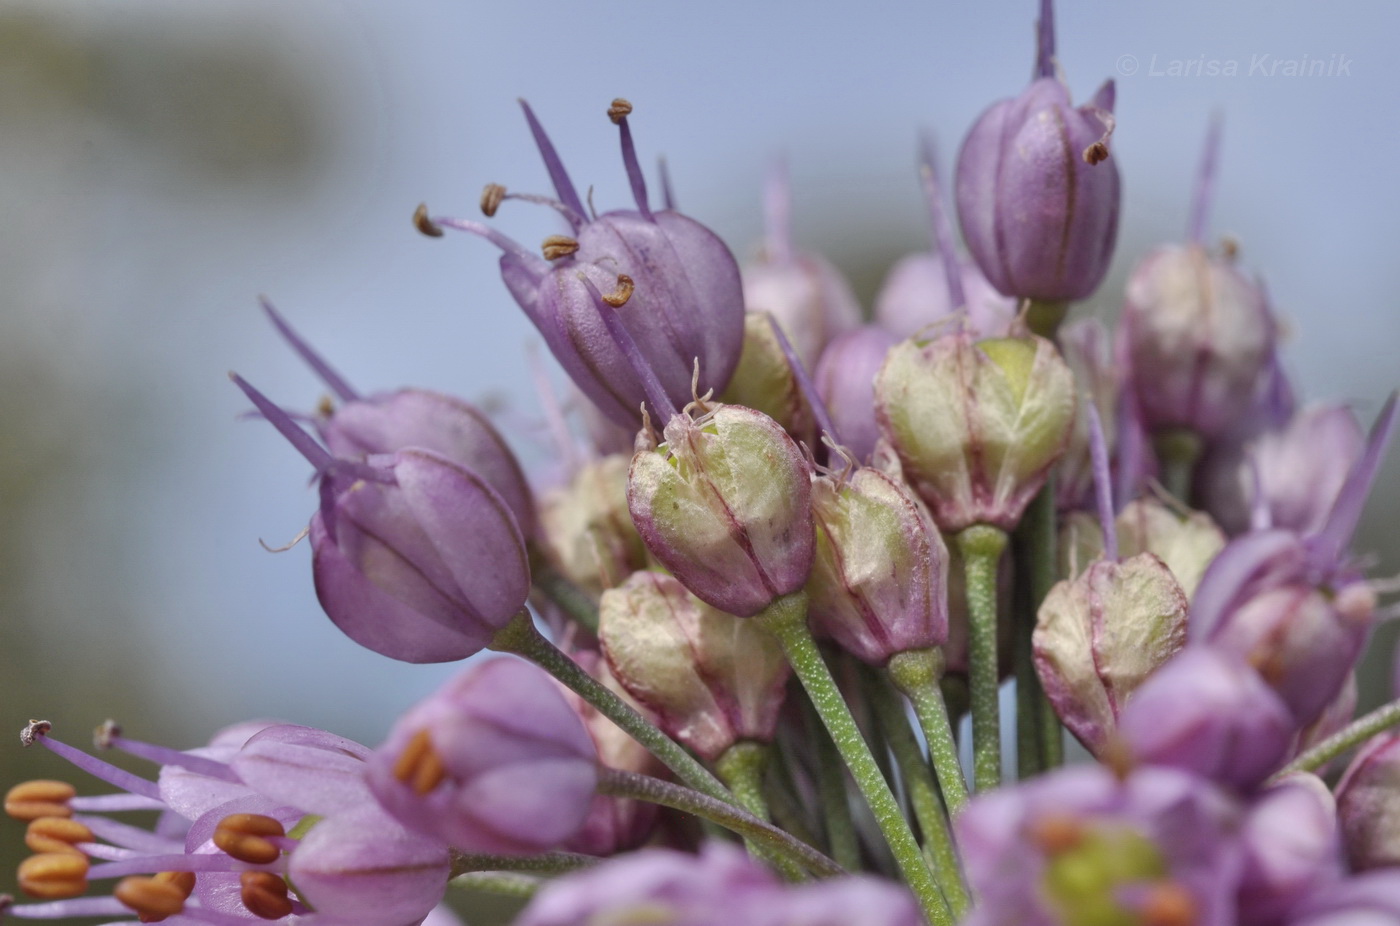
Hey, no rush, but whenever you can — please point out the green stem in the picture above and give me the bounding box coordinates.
[956,525,1008,792]
[449,871,543,899]
[1154,428,1202,506]
[717,741,807,881]
[887,649,970,816]
[527,546,600,633]
[756,592,952,926]
[449,850,597,878]
[490,611,735,807]
[864,664,970,918]
[1272,698,1400,780]
[1019,482,1062,772]
[800,688,862,871]
[596,768,845,878]
[765,740,824,851]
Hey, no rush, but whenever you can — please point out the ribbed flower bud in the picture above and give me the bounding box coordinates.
[807,467,949,666]
[718,312,816,445]
[628,404,815,617]
[875,332,1076,532]
[813,326,898,464]
[367,658,598,854]
[599,570,790,760]
[538,454,648,596]
[1335,732,1400,870]
[1033,553,1189,754]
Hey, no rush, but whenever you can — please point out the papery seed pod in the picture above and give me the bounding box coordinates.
[806,467,949,666]
[875,331,1076,532]
[1065,497,1225,598]
[1033,552,1189,755]
[718,312,817,445]
[628,404,815,617]
[367,658,598,854]
[599,571,790,760]
[1335,732,1400,870]
[813,326,899,464]
[955,0,1119,302]
[539,454,649,596]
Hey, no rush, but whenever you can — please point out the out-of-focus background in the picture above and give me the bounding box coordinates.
[3,0,1398,918]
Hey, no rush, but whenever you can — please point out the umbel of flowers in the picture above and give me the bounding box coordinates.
[8,1,1400,924]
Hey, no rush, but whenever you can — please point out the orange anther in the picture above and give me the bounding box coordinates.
[153,870,197,898]
[392,729,446,795]
[17,852,89,899]
[25,817,93,855]
[212,814,286,865]
[1141,881,1199,926]
[115,875,188,921]
[240,870,294,920]
[1028,813,1086,855]
[5,780,75,821]
[541,235,581,261]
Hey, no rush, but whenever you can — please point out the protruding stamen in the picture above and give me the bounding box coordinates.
[765,314,840,447]
[24,727,163,802]
[1139,881,1198,926]
[212,815,287,866]
[480,183,507,217]
[1087,401,1118,562]
[601,274,635,308]
[429,215,549,272]
[609,98,653,221]
[413,203,444,237]
[114,875,188,921]
[658,156,677,211]
[917,134,965,312]
[519,99,587,229]
[240,870,294,920]
[1188,115,1223,245]
[259,299,361,403]
[1082,81,1117,165]
[762,158,794,265]
[230,374,335,474]
[542,235,581,261]
[1027,813,1083,855]
[25,818,93,856]
[1312,391,1399,572]
[5,782,75,822]
[17,854,89,900]
[97,725,240,784]
[1035,0,1056,78]
[392,730,446,796]
[581,274,678,421]
[21,720,51,747]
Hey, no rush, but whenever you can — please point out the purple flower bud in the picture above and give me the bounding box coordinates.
[807,467,950,666]
[1116,647,1294,792]
[1033,553,1189,755]
[1236,774,1341,926]
[875,331,1076,532]
[955,2,1119,302]
[628,404,815,617]
[1120,243,1278,441]
[813,326,899,463]
[538,453,649,596]
[599,570,790,760]
[431,101,744,429]
[367,658,599,855]
[235,376,533,663]
[1335,732,1400,871]
[1288,870,1400,926]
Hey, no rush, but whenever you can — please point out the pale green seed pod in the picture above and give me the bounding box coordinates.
[718,312,815,445]
[1059,499,1225,599]
[539,454,648,596]
[874,331,1076,532]
[599,570,790,760]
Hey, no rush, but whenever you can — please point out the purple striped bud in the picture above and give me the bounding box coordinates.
[599,571,790,760]
[1033,553,1189,755]
[813,326,899,463]
[628,404,815,617]
[875,331,1076,532]
[955,1,1119,302]
[807,467,950,666]
[367,658,599,855]
[1336,732,1400,870]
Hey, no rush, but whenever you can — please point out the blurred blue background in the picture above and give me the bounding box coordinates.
[3,0,1397,844]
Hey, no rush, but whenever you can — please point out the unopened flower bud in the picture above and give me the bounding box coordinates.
[1034,553,1188,755]
[538,454,649,596]
[807,468,949,665]
[600,571,790,760]
[813,326,898,463]
[875,252,1016,340]
[718,312,817,445]
[628,404,815,617]
[367,658,598,854]
[1237,774,1341,925]
[875,332,1076,532]
[1336,732,1400,870]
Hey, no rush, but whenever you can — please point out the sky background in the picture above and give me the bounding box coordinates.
[3,0,1398,777]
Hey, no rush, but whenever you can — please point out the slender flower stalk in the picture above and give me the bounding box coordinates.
[1273,698,1400,780]
[956,525,1008,792]
[799,691,861,872]
[754,592,952,926]
[886,649,970,816]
